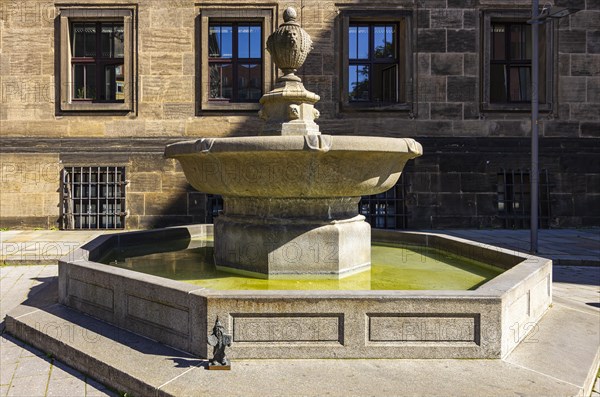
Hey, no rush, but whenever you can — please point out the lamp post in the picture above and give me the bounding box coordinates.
[527,3,579,254]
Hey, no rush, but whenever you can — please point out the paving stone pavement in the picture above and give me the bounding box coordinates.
[0,265,117,397]
[433,229,600,266]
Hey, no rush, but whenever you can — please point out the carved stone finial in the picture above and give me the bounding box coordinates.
[283,7,297,23]
[266,6,313,83]
[259,7,320,136]
[207,316,232,370]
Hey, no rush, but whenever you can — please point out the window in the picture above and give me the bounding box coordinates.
[482,11,553,112]
[61,166,127,230]
[199,8,274,111]
[59,9,135,112]
[359,175,409,229]
[71,22,124,101]
[497,169,551,229]
[205,194,223,223]
[209,23,262,102]
[340,11,413,112]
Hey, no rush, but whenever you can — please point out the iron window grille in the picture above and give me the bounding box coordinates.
[497,169,551,229]
[359,175,409,229]
[61,166,127,230]
[205,194,224,224]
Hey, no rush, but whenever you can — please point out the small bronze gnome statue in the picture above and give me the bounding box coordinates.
[207,317,232,370]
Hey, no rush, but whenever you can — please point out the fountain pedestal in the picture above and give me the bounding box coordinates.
[215,197,370,277]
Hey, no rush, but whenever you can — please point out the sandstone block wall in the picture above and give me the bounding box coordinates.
[0,0,598,229]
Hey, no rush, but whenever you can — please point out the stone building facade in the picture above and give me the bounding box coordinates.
[0,0,598,230]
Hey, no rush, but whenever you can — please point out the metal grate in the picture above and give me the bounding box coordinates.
[205,194,223,223]
[205,178,409,229]
[61,166,127,230]
[359,175,409,229]
[497,169,551,229]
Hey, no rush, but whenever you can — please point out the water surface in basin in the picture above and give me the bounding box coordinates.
[101,240,503,290]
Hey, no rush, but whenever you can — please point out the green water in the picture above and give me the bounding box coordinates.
[102,241,503,291]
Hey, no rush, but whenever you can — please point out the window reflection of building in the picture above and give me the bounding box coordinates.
[208,23,262,103]
[198,8,274,112]
[348,24,398,103]
[340,11,412,112]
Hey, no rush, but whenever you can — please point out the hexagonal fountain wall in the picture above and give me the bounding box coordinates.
[59,225,551,360]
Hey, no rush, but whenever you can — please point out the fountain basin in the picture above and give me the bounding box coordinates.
[164,135,422,277]
[164,135,422,197]
[59,225,551,359]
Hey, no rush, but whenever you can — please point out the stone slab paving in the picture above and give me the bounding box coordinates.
[432,229,600,265]
[0,231,107,265]
[0,264,116,397]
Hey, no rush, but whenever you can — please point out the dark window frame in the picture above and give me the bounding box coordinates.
[208,22,263,103]
[70,21,125,103]
[339,10,414,113]
[198,7,274,113]
[59,8,135,114]
[348,23,400,103]
[481,10,555,113]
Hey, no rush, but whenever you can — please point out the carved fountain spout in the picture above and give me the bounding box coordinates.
[165,7,422,278]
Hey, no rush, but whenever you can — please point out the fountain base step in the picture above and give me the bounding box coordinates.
[214,214,371,278]
[7,289,598,397]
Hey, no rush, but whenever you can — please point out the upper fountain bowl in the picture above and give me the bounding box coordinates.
[164,134,422,198]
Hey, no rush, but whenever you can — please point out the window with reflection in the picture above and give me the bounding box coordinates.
[71,22,125,102]
[208,23,262,102]
[348,23,399,104]
[489,22,546,104]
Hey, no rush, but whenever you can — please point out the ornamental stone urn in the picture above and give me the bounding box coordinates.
[259,7,320,136]
[266,7,312,83]
[165,7,422,278]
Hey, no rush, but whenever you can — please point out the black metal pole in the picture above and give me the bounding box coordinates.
[531,0,540,253]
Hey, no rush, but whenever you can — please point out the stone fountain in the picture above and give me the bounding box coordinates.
[165,7,422,278]
[5,10,553,390]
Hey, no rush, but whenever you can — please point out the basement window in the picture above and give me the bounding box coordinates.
[359,175,409,229]
[61,166,127,229]
[497,169,551,229]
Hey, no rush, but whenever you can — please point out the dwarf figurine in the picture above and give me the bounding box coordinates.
[207,317,232,369]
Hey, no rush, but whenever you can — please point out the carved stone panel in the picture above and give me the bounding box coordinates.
[368,314,477,342]
[232,314,342,343]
